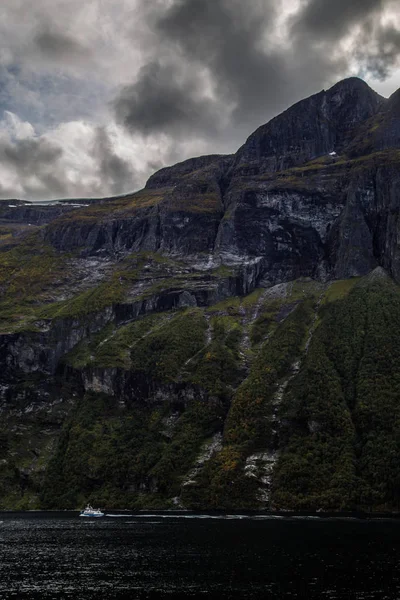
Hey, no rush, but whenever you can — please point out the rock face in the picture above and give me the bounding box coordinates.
[233,78,385,175]
[27,77,400,286]
[145,154,233,189]
[2,77,400,512]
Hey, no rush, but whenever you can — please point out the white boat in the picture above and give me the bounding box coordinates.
[79,504,104,518]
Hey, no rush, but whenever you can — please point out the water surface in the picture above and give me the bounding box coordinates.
[0,512,398,599]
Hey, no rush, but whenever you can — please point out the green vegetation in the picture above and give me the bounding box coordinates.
[0,233,69,331]
[129,308,207,382]
[40,279,126,320]
[168,191,223,214]
[4,270,400,512]
[182,300,315,509]
[0,373,73,509]
[272,277,400,511]
[250,298,290,346]
[4,86,400,514]
[250,280,322,346]
[65,315,166,369]
[272,333,356,510]
[345,112,386,157]
[207,296,242,316]
[41,393,223,509]
[35,249,233,325]
[253,148,400,196]
[186,314,243,398]
[322,278,360,304]
[225,301,315,450]
[38,252,176,321]
[0,236,182,331]
[46,189,166,228]
[64,308,207,381]
[181,445,259,509]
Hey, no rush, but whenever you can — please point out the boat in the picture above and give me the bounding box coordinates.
[79,504,104,518]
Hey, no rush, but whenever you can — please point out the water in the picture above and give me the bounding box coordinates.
[0,512,399,599]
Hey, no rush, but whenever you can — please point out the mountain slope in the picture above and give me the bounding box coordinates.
[2,77,400,511]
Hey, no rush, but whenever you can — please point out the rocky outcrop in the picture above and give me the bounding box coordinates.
[43,160,227,257]
[0,200,91,226]
[44,204,161,257]
[231,77,385,177]
[145,154,233,189]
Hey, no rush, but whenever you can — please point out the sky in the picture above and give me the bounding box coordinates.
[0,0,399,200]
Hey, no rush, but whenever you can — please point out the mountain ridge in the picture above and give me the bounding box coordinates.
[1,78,400,511]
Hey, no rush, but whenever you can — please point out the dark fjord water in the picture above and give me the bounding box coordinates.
[0,513,399,599]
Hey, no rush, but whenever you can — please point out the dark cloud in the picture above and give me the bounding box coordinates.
[156,0,288,125]
[291,0,400,82]
[92,127,137,195]
[357,23,400,80]
[291,0,383,41]
[112,0,298,147]
[114,0,347,145]
[114,0,399,147]
[34,26,90,62]
[2,138,62,172]
[24,171,67,198]
[0,136,68,199]
[113,60,220,137]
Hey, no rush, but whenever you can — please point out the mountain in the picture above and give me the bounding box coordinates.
[1,77,400,511]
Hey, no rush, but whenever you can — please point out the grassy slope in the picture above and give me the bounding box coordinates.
[32,280,327,509]
[4,270,400,510]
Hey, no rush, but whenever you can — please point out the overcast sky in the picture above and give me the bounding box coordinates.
[0,0,399,200]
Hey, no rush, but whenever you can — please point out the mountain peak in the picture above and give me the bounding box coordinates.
[327,76,376,93]
[233,77,384,176]
[326,77,385,111]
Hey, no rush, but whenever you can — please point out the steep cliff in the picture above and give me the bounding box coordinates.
[2,77,400,511]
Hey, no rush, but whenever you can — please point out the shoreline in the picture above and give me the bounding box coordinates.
[1,509,400,520]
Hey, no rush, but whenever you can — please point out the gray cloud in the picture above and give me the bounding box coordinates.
[92,127,137,195]
[0,135,68,198]
[291,0,383,41]
[113,0,400,148]
[0,64,109,134]
[2,138,62,171]
[33,25,91,62]
[357,22,400,80]
[114,60,221,137]
[156,0,287,126]
[0,114,140,200]
[113,0,348,145]
[291,0,400,82]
